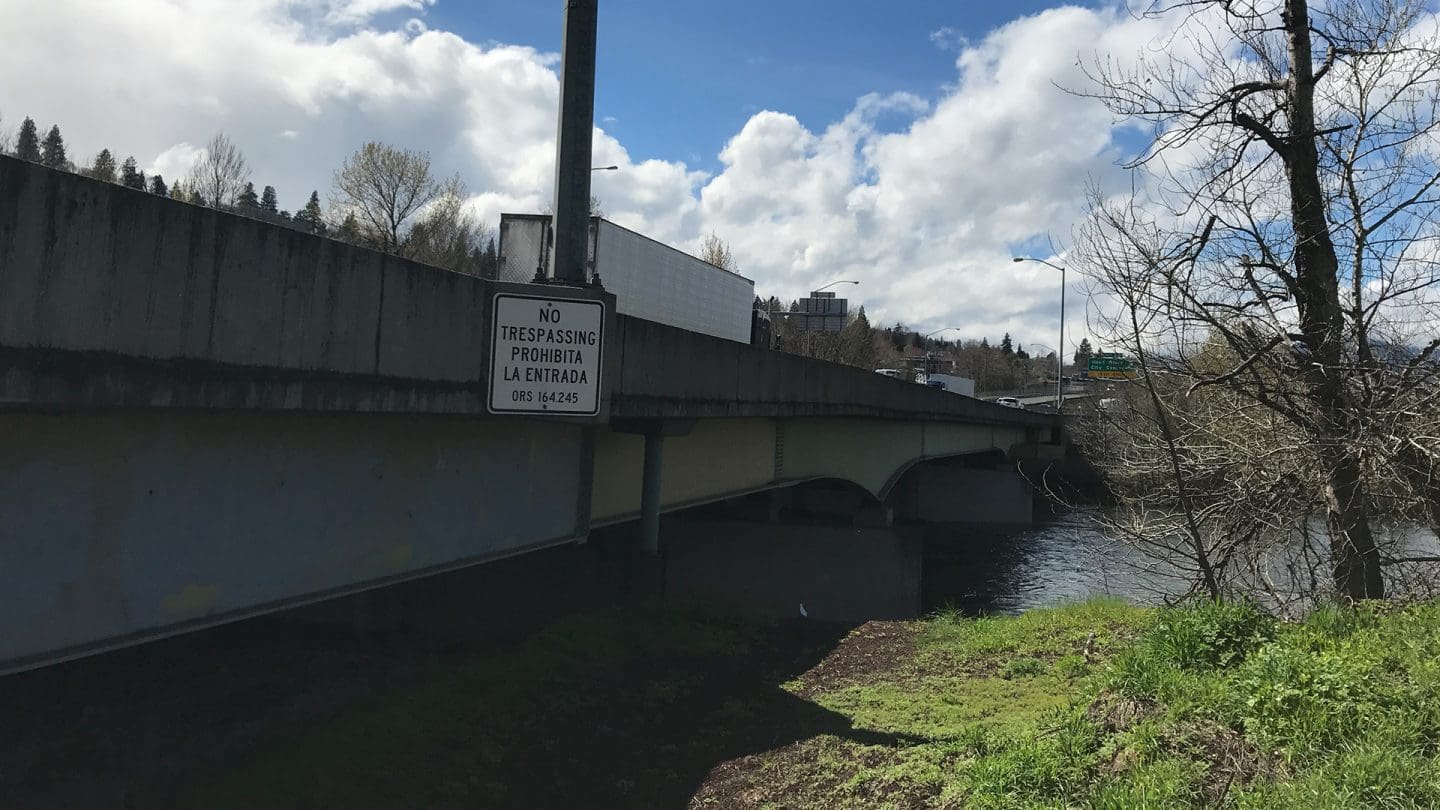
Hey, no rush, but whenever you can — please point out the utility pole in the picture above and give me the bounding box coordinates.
[550,0,599,286]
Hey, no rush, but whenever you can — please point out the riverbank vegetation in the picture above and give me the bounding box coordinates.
[1069,0,1440,606]
[176,597,1440,808]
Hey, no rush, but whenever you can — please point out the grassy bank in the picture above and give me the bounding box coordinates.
[176,599,1440,808]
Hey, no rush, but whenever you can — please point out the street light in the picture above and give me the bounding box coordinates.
[812,279,859,293]
[925,327,960,339]
[1013,256,1066,412]
[591,165,618,171]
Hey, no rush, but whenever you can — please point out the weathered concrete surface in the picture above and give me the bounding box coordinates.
[0,155,613,417]
[0,408,588,672]
[662,518,921,621]
[0,155,1054,431]
[891,464,1035,525]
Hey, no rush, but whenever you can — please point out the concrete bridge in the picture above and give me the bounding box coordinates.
[0,156,1061,673]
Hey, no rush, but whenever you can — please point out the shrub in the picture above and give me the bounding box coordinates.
[1146,601,1276,672]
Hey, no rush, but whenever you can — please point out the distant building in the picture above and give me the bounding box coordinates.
[797,290,848,332]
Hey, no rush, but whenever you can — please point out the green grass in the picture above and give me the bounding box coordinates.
[173,597,1440,808]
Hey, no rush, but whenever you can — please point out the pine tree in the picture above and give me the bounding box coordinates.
[40,125,67,169]
[170,180,187,201]
[483,235,498,277]
[236,181,259,211]
[1073,337,1094,369]
[1000,333,1014,355]
[87,149,117,182]
[293,190,324,234]
[120,156,145,190]
[337,212,360,243]
[15,117,40,162]
[149,174,168,196]
[260,185,278,214]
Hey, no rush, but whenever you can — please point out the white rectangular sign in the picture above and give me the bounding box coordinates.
[488,293,605,416]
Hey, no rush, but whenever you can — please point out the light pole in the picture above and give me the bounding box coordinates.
[1013,256,1066,411]
[811,279,859,294]
[591,165,618,171]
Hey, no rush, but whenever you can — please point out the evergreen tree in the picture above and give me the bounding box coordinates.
[293,190,325,234]
[337,212,361,243]
[260,185,278,214]
[980,337,990,350]
[15,117,40,162]
[87,149,117,182]
[1000,333,1014,355]
[120,156,145,190]
[170,180,187,201]
[236,181,259,211]
[1073,337,1094,369]
[149,174,168,196]
[40,125,67,169]
[483,235,498,277]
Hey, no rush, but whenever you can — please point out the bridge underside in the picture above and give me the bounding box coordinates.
[0,408,1033,673]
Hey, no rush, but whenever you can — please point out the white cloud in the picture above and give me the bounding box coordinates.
[0,0,1176,343]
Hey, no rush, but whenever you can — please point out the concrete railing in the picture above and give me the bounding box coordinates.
[0,155,1054,429]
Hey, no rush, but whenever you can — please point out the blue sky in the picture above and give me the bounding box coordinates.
[426,1,1079,171]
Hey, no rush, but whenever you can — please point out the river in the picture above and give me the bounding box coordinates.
[921,511,1440,615]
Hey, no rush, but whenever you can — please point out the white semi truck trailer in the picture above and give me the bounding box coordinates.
[497,214,756,344]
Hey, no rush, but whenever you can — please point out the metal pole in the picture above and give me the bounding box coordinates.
[640,430,664,555]
[550,0,598,285]
[1057,266,1065,412]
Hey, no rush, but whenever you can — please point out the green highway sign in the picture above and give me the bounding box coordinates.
[1088,353,1135,379]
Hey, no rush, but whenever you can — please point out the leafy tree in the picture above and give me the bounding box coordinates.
[15,117,40,162]
[87,149,117,183]
[186,131,249,209]
[40,124,66,169]
[405,180,495,275]
[331,141,443,254]
[236,181,259,211]
[699,233,737,272]
[260,185,278,214]
[149,175,168,196]
[120,156,145,190]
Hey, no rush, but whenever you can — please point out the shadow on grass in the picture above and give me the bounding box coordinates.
[1,605,919,810]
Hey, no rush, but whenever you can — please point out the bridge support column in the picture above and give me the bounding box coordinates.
[640,431,664,555]
[661,517,921,621]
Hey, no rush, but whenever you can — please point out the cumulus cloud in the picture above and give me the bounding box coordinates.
[0,0,1172,342]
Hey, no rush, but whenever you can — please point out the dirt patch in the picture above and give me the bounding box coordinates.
[787,621,918,698]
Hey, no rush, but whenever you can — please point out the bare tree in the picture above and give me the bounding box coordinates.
[406,179,496,275]
[698,232,738,273]
[0,112,11,155]
[1074,0,1440,602]
[330,142,444,254]
[186,132,249,209]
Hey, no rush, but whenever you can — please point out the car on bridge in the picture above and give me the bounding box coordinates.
[993,397,1024,409]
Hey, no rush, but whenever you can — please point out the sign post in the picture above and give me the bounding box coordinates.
[488,293,605,416]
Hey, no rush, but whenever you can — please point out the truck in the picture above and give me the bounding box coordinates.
[915,373,976,397]
[497,214,757,344]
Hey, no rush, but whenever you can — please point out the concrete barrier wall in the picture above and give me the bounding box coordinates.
[612,314,1056,428]
[0,154,1053,431]
[0,156,612,415]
